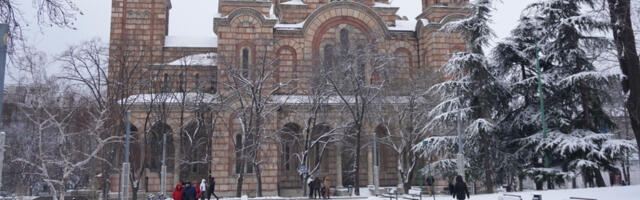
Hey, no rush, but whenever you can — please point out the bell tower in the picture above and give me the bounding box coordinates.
[416,0,469,70]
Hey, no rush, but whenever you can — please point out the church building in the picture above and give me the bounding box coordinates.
[108,0,469,197]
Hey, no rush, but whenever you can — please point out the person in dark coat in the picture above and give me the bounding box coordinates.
[208,175,219,200]
[313,177,322,199]
[452,175,470,200]
[182,182,198,200]
[448,181,455,195]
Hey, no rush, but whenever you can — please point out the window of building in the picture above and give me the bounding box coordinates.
[323,45,334,72]
[241,48,250,78]
[194,73,200,91]
[210,75,218,94]
[163,73,169,92]
[179,72,184,92]
[235,134,243,173]
[340,29,349,55]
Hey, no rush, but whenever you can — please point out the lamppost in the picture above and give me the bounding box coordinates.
[535,36,549,169]
[373,129,379,196]
[121,111,131,200]
[456,109,465,179]
[0,24,8,190]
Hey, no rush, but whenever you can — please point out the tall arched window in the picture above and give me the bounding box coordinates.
[323,45,334,72]
[194,73,200,91]
[178,72,184,92]
[163,73,169,92]
[241,48,250,78]
[340,29,349,55]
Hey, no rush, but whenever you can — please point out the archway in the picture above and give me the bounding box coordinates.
[148,122,175,172]
[180,118,210,182]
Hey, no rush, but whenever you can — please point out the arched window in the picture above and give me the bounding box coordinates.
[241,48,250,78]
[194,73,200,91]
[163,73,169,92]
[210,75,217,94]
[424,55,430,68]
[340,29,349,55]
[323,45,334,72]
[178,72,184,92]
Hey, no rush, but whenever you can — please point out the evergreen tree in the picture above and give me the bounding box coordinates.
[493,0,637,189]
[423,0,509,193]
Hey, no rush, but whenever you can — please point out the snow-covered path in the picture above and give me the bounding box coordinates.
[366,185,639,200]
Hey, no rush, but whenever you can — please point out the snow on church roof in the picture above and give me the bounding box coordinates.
[164,35,218,48]
[281,0,306,6]
[164,53,217,66]
[389,19,417,31]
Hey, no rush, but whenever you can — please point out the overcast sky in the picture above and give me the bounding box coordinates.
[10,0,536,81]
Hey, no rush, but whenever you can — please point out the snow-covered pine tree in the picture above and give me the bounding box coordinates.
[494,0,637,189]
[421,0,509,193]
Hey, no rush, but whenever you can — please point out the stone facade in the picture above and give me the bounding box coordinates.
[108,0,469,197]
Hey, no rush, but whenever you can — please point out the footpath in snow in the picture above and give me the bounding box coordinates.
[366,185,640,200]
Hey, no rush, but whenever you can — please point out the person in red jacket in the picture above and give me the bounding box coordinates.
[194,180,202,199]
[172,183,184,200]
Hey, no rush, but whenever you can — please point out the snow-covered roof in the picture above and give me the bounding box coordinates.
[164,53,217,66]
[281,0,306,5]
[373,2,394,8]
[271,95,423,105]
[274,20,306,30]
[164,35,218,48]
[120,93,219,105]
[389,19,417,31]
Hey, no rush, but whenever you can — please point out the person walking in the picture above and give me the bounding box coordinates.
[319,178,326,199]
[208,175,219,200]
[452,175,470,200]
[448,181,455,195]
[308,175,315,199]
[200,179,207,200]
[324,177,331,199]
[172,183,184,200]
[194,180,202,200]
[313,177,322,199]
[182,182,198,200]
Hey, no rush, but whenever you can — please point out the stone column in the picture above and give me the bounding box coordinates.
[368,146,374,186]
[336,143,343,188]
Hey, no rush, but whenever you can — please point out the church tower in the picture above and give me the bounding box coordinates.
[416,0,470,70]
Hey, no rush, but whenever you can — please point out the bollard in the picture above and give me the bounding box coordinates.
[533,194,542,200]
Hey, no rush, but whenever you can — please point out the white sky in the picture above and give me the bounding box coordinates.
[11,0,536,80]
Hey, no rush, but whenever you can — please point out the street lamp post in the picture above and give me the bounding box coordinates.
[456,109,465,179]
[535,38,549,168]
[121,111,131,200]
[0,24,8,190]
[373,130,379,196]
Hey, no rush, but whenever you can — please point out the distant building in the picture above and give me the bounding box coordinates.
[108,0,470,197]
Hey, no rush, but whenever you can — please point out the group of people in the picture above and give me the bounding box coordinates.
[172,175,219,200]
[448,175,471,200]
[307,175,331,199]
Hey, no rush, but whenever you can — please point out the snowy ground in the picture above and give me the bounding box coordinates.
[366,185,640,200]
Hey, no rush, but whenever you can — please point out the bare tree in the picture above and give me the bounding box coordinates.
[323,38,393,195]
[374,70,440,193]
[276,73,342,194]
[221,46,288,197]
[0,0,80,47]
[607,0,640,152]
[13,68,120,200]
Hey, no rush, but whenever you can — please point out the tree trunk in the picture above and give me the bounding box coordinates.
[236,166,244,197]
[595,169,606,187]
[354,127,361,195]
[256,164,263,197]
[607,0,640,152]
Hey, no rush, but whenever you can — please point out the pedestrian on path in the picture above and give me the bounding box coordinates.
[313,177,322,199]
[208,175,220,200]
[324,177,331,199]
[308,175,315,199]
[182,182,197,200]
[172,183,184,200]
[452,175,470,200]
[200,179,207,200]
